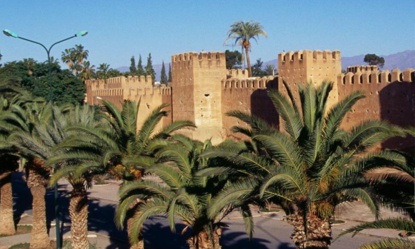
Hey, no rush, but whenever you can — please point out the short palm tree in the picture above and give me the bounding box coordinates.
[206,82,407,249]
[225,20,267,77]
[100,99,194,182]
[116,137,251,249]
[83,99,194,248]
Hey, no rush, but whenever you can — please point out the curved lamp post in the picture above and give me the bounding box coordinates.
[3,29,88,249]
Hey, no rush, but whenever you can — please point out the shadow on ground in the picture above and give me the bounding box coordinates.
[12,172,279,248]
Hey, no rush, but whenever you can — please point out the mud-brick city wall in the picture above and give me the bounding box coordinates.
[85,75,173,131]
[338,68,415,151]
[221,76,279,140]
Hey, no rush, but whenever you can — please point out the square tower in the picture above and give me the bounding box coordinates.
[171,51,228,143]
[278,50,342,108]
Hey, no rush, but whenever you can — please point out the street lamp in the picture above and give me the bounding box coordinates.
[3,29,88,249]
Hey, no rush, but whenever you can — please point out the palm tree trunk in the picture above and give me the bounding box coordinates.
[187,230,221,249]
[286,214,332,249]
[27,164,50,249]
[244,45,252,77]
[0,172,15,235]
[69,188,89,249]
[29,184,50,249]
[127,212,144,249]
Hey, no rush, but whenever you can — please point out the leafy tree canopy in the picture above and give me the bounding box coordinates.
[145,53,156,84]
[252,58,267,77]
[61,44,90,77]
[160,61,167,84]
[0,59,85,105]
[225,50,242,69]
[364,53,385,68]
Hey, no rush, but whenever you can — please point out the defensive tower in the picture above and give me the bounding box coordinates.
[278,50,341,108]
[171,51,228,143]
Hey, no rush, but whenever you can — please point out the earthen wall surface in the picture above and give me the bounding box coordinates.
[222,77,279,140]
[85,75,172,133]
[85,49,415,150]
[278,50,341,108]
[172,52,227,143]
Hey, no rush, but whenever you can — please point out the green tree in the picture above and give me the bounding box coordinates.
[225,50,242,69]
[0,60,85,105]
[145,53,156,84]
[364,54,385,68]
[130,56,137,75]
[160,60,167,84]
[97,63,110,80]
[207,82,406,249]
[252,58,267,77]
[107,68,123,78]
[61,44,89,77]
[137,55,145,77]
[168,63,172,83]
[225,21,267,77]
[80,61,95,81]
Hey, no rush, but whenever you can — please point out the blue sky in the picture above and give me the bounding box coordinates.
[1,0,414,69]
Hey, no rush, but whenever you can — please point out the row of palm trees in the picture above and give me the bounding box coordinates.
[0,81,413,249]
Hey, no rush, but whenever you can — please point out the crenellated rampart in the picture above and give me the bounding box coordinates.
[84,49,414,150]
[222,76,279,140]
[279,49,341,64]
[347,65,379,73]
[338,68,415,151]
[222,76,275,89]
[227,69,249,79]
[339,68,415,85]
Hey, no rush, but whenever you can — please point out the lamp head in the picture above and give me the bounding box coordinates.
[3,29,19,38]
[76,30,88,37]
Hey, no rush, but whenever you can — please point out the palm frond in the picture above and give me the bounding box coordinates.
[268,89,302,139]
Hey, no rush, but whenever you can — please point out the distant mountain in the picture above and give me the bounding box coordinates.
[342,50,415,71]
[264,50,415,71]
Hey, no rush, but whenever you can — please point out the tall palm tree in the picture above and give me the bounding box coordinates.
[225,21,267,77]
[9,102,56,249]
[97,63,110,80]
[46,104,108,249]
[0,84,40,237]
[61,44,89,77]
[80,61,95,81]
[116,137,250,249]
[206,82,407,249]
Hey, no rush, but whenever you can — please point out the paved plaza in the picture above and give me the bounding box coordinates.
[0,173,409,249]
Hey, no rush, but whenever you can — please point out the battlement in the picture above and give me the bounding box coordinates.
[222,76,276,89]
[227,69,249,79]
[339,68,415,85]
[172,51,225,62]
[347,65,379,73]
[85,75,154,89]
[279,50,341,64]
